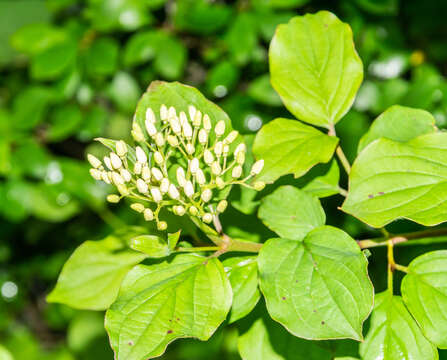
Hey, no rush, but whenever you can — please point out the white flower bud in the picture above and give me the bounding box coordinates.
[120,169,132,182]
[151,187,163,202]
[88,154,102,168]
[198,129,207,145]
[211,161,221,175]
[189,206,198,216]
[203,114,211,132]
[145,121,157,137]
[135,146,147,164]
[160,178,170,193]
[189,158,199,174]
[116,140,127,156]
[232,165,243,178]
[253,181,265,191]
[170,116,181,135]
[184,181,194,197]
[168,106,176,119]
[167,135,179,147]
[132,123,145,142]
[101,171,111,184]
[193,110,202,127]
[134,162,142,175]
[201,188,212,202]
[235,143,246,155]
[182,120,193,139]
[179,111,188,126]
[142,165,151,181]
[155,132,165,147]
[202,213,213,223]
[160,104,168,121]
[89,168,102,180]
[236,150,245,165]
[154,151,163,165]
[186,143,195,154]
[195,169,206,185]
[176,167,186,187]
[130,203,145,213]
[250,160,264,175]
[110,152,122,169]
[157,221,167,231]
[214,141,223,157]
[143,208,154,221]
[216,176,225,189]
[151,167,163,181]
[223,145,229,156]
[224,130,238,145]
[146,107,155,123]
[136,179,148,194]
[168,183,180,199]
[188,105,196,123]
[107,171,113,182]
[112,172,124,185]
[204,150,214,165]
[217,200,228,213]
[117,184,129,196]
[107,194,120,203]
[173,205,186,216]
[215,120,225,137]
[103,156,113,170]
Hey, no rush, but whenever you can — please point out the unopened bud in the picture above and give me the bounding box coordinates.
[88,154,102,168]
[103,156,113,170]
[202,213,213,223]
[186,143,195,154]
[253,181,265,191]
[131,203,145,213]
[193,110,202,127]
[134,162,142,175]
[196,169,206,185]
[250,160,264,175]
[189,206,198,216]
[143,208,154,221]
[155,132,165,147]
[173,205,186,216]
[211,161,221,175]
[160,178,170,193]
[203,114,211,132]
[107,194,120,203]
[189,158,199,174]
[120,169,132,182]
[216,176,225,189]
[136,179,148,194]
[135,146,147,164]
[160,104,168,121]
[232,165,243,178]
[223,145,229,156]
[117,184,129,196]
[101,171,111,184]
[204,150,214,165]
[217,200,228,213]
[176,167,186,187]
[116,140,127,156]
[168,184,180,199]
[110,152,122,169]
[151,187,163,202]
[154,151,163,165]
[188,105,196,123]
[90,168,102,180]
[182,121,193,139]
[168,106,176,119]
[235,143,246,155]
[170,116,181,135]
[214,142,223,157]
[236,150,245,165]
[112,172,124,185]
[215,120,225,137]
[184,181,194,197]
[224,130,238,145]
[179,111,188,125]
[198,129,207,144]
[157,221,168,230]
[146,107,156,123]
[132,123,145,142]
[142,165,151,181]
[201,188,212,202]
[151,167,163,181]
[167,135,179,147]
[145,121,157,137]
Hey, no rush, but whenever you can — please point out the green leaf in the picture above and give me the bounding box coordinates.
[47,104,83,142]
[153,33,187,80]
[85,37,119,76]
[225,13,258,66]
[130,235,171,258]
[168,231,181,251]
[0,344,13,360]
[107,72,140,114]
[47,235,146,310]
[105,254,232,360]
[358,105,437,153]
[247,74,282,107]
[133,81,233,143]
[238,312,359,360]
[31,40,77,80]
[355,0,398,15]
[206,61,240,98]
[252,118,338,183]
[302,160,340,198]
[342,132,447,227]
[258,226,373,340]
[360,292,438,360]
[252,0,310,9]
[258,186,325,240]
[269,11,363,128]
[11,23,67,55]
[223,256,260,323]
[401,250,447,348]
[123,31,158,67]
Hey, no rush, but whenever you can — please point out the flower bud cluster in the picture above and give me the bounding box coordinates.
[88,104,264,230]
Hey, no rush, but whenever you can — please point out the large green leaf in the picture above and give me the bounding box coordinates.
[105,254,232,360]
[402,250,447,349]
[238,312,359,360]
[258,186,325,240]
[357,105,436,153]
[47,235,146,310]
[269,11,363,128]
[223,256,260,323]
[258,226,373,340]
[360,292,438,360]
[252,118,338,183]
[342,132,447,227]
[302,160,340,198]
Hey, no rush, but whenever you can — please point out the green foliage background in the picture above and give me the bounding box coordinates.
[1,0,447,359]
